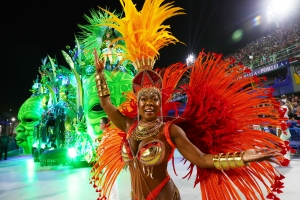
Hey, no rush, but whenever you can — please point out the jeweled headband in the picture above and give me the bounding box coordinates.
[137,87,161,101]
[132,70,162,100]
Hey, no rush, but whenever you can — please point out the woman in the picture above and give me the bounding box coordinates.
[100,27,119,70]
[92,51,283,200]
[277,100,292,160]
[90,1,287,199]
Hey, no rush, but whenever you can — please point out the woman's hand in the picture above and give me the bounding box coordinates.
[243,148,282,165]
[93,48,105,73]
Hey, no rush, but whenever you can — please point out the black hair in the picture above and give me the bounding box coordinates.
[101,117,109,125]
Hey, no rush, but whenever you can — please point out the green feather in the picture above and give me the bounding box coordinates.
[77,8,124,64]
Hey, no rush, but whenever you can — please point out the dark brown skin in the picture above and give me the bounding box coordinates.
[93,48,282,169]
[278,129,282,138]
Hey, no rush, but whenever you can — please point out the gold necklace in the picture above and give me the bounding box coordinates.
[132,118,163,141]
[138,118,160,128]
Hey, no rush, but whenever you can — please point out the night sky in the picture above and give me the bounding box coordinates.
[0,0,275,118]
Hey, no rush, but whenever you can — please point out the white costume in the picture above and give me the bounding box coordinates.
[277,104,291,160]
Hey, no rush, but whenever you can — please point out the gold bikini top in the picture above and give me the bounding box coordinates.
[121,121,175,166]
[122,139,165,166]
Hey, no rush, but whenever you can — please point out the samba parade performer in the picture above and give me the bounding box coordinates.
[78,9,133,74]
[90,0,290,199]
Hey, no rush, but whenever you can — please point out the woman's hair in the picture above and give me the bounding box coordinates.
[280,100,286,105]
[102,27,117,41]
[281,95,287,99]
[101,117,109,125]
[286,101,293,113]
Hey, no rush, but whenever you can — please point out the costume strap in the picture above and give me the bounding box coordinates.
[127,120,138,139]
[163,121,176,149]
[145,176,170,200]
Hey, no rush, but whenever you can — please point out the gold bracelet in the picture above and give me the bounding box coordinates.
[95,73,105,80]
[95,73,110,97]
[97,90,110,97]
[96,80,109,86]
[97,83,108,90]
[241,151,250,166]
[234,151,246,167]
[219,153,231,170]
[213,151,250,170]
[227,152,237,169]
[213,154,223,170]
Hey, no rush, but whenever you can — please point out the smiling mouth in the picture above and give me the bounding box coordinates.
[145,109,154,113]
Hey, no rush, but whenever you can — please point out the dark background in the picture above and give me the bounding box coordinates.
[0,0,287,118]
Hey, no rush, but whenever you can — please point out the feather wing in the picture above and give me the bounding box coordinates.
[176,52,289,200]
[90,125,126,199]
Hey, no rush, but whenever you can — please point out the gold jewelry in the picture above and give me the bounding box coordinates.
[213,151,249,170]
[213,154,222,170]
[233,152,245,167]
[227,152,237,169]
[137,87,162,101]
[132,118,163,141]
[219,153,230,170]
[138,118,160,127]
[235,151,250,167]
[95,73,110,97]
[136,119,162,134]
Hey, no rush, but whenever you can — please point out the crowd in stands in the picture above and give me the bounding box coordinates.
[251,94,300,142]
[280,94,300,122]
[265,94,300,133]
[274,73,287,84]
[226,18,300,69]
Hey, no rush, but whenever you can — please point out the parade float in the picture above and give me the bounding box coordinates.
[15,8,135,167]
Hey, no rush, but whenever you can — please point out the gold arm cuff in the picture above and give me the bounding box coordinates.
[98,90,110,97]
[234,151,246,167]
[95,73,105,80]
[241,151,250,167]
[97,84,109,90]
[213,154,223,170]
[96,80,109,86]
[219,153,231,170]
[95,73,110,97]
[227,152,237,169]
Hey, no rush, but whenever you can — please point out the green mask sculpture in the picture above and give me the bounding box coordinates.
[84,71,132,140]
[15,95,48,154]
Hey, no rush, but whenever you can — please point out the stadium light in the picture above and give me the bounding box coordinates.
[186,54,195,66]
[266,0,298,23]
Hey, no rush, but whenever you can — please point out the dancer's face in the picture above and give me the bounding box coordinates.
[100,119,106,132]
[138,88,161,122]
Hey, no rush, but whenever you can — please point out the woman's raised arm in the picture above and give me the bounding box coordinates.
[94,49,132,132]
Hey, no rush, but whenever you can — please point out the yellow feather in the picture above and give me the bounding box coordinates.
[97,0,185,70]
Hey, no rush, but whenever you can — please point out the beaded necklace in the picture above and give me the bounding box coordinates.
[132,118,163,141]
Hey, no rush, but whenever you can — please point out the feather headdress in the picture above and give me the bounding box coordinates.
[77,8,123,64]
[98,0,185,71]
